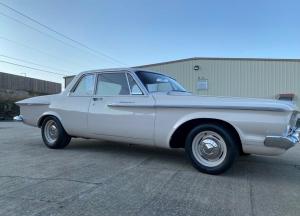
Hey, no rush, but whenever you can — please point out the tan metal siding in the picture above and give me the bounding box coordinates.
[139,59,300,107]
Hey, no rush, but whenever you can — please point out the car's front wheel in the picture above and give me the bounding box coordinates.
[185,124,238,174]
[41,116,71,149]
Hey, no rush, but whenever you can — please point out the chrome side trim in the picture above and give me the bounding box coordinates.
[107,103,287,112]
[156,105,287,112]
[13,115,23,121]
[265,128,300,149]
[107,103,154,108]
[16,102,50,106]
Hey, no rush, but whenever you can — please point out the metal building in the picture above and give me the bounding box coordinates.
[64,57,300,106]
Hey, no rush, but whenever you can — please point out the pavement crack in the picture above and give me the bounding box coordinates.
[134,170,179,216]
[246,167,255,216]
[0,175,102,186]
[239,159,300,169]
[91,156,155,185]
[3,194,60,204]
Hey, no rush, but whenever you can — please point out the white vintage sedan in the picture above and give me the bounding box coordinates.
[15,68,300,174]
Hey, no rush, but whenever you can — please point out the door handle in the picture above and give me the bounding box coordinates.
[93,97,103,101]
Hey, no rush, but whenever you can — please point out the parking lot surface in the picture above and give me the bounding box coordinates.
[0,121,300,216]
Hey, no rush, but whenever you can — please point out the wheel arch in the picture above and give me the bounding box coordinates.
[37,112,62,128]
[169,118,243,154]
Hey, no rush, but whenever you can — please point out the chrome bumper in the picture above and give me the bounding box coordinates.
[265,128,300,150]
[13,115,23,122]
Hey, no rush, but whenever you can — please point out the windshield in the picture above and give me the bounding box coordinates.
[135,71,186,93]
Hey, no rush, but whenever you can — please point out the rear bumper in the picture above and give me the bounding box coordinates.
[13,115,23,122]
[264,128,300,150]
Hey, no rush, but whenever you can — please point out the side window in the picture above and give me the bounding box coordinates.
[127,74,143,95]
[72,74,95,96]
[148,82,173,92]
[96,73,130,96]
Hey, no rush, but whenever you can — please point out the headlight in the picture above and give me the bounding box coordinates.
[287,112,299,135]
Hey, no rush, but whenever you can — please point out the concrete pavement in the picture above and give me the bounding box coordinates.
[0,121,299,216]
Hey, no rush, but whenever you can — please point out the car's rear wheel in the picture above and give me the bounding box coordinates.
[41,116,71,149]
[185,124,238,174]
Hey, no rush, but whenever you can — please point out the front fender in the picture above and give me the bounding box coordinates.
[154,108,289,152]
[167,112,245,146]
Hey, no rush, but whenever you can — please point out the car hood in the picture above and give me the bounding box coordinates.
[153,92,298,112]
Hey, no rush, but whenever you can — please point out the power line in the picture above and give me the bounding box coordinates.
[0,1,128,67]
[0,60,67,76]
[0,36,88,69]
[0,11,104,68]
[0,11,91,58]
[0,12,123,68]
[0,54,71,74]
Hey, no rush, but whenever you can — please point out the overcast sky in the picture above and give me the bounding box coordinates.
[0,0,299,84]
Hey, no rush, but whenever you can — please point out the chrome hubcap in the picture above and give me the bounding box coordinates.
[44,120,58,144]
[192,131,227,167]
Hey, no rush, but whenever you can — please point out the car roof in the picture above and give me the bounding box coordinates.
[80,68,136,75]
[63,68,178,94]
[72,68,177,85]
[78,68,166,76]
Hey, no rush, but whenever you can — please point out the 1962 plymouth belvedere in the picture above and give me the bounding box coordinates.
[15,68,300,174]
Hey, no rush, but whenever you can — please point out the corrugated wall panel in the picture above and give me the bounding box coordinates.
[0,72,61,94]
[139,59,300,107]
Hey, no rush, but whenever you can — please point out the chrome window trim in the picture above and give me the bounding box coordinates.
[94,71,131,97]
[128,71,149,95]
[93,70,148,97]
[126,72,144,96]
[68,73,96,97]
[125,73,132,95]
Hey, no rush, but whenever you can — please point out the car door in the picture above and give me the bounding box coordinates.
[59,73,95,137]
[87,71,155,144]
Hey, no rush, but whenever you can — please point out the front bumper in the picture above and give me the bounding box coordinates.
[265,128,300,150]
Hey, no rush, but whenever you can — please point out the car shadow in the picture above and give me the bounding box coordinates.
[65,138,300,179]
[67,138,191,169]
[67,138,184,157]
